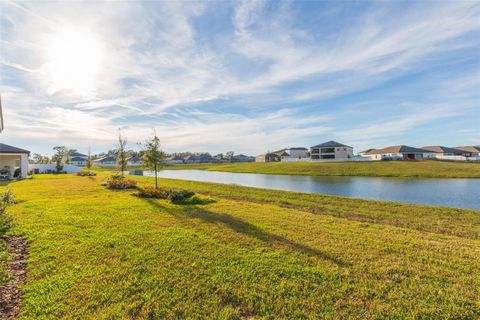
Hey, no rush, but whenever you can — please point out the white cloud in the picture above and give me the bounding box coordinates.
[0,0,479,154]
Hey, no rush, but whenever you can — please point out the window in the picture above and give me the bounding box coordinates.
[320,148,335,153]
[321,154,335,159]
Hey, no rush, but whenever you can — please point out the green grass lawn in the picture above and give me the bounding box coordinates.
[167,160,480,178]
[1,173,479,319]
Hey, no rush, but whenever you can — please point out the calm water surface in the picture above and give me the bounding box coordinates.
[131,169,480,210]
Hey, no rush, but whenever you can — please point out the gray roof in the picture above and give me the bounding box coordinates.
[70,156,87,161]
[421,146,464,154]
[311,140,352,148]
[366,145,428,155]
[0,143,30,154]
[70,151,87,157]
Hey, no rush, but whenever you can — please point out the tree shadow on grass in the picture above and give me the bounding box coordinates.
[143,198,349,267]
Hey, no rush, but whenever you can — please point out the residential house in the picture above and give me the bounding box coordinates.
[422,146,464,159]
[127,155,143,166]
[310,141,353,160]
[453,146,480,158]
[358,149,376,156]
[70,156,87,166]
[278,148,309,162]
[165,155,184,164]
[255,153,281,163]
[0,143,29,179]
[363,145,427,160]
[93,155,117,167]
[184,153,216,164]
[231,154,255,162]
[63,151,87,166]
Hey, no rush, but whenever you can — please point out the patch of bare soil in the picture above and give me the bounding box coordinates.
[0,236,27,320]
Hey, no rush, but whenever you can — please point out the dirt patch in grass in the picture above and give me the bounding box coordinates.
[0,236,27,320]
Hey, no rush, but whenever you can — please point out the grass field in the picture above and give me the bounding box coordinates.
[167,160,480,178]
[1,173,479,319]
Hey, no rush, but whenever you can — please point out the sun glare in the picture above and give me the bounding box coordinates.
[43,28,103,95]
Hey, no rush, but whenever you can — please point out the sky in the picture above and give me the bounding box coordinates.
[0,0,479,156]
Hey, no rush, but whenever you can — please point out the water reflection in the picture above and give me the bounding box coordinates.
[130,170,480,210]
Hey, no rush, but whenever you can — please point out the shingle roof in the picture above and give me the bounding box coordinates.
[0,143,30,154]
[311,140,352,148]
[93,156,116,162]
[453,146,480,153]
[421,146,464,154]
[359,148,376,154]
[70,157,87,161]
[70,151,87,157]
[366,145,427,155]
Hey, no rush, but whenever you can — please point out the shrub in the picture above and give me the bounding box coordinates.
[0,189,15,236]
[77,171,96,176]
[167,189,195,203]
[136,187,195,203]
[136,187,169,199]
[106,175,137,190]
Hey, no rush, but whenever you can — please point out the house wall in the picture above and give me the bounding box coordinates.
[93,162,117,167]
[71,160,86,166]
[29,163,82,174]
[287,149,309,158]
[255,155,267,162]
[310,147,353,160]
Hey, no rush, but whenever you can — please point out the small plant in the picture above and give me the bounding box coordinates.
[106,175,137,190]
[135,186,196,203]
[167,189,195,203]
[136,186,169,199]
[77,171,96,176]
[0,189,15,236]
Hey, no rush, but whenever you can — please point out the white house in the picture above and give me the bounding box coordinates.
[279,148,309,162]
[0,143,30,179]
[310,141,353,161]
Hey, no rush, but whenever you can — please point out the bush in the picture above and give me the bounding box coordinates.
[0,189,15,236]
[167,189,195,203]
[136,187,195,203]
[136,187,169,199]
[106,175,137,190]
[77,171,96,176]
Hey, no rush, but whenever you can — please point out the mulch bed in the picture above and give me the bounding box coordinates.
[0,236,27,320]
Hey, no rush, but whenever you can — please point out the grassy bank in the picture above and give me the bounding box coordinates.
[167,160,480,178]
[1,173,479,318]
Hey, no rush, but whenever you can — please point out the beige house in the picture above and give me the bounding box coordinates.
[363,145,427,160]
[0,143,30,179]
[453,146,480,157]
[255,153,280,163]
[310,141,353,160]
[422,146,464,159]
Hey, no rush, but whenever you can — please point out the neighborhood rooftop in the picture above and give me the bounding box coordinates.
[422,146,464,154]
[0,143,30,154]
[310,141,352,148]
[366,145,428,155]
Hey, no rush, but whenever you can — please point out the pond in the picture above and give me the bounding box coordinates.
[130,169,480,210]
